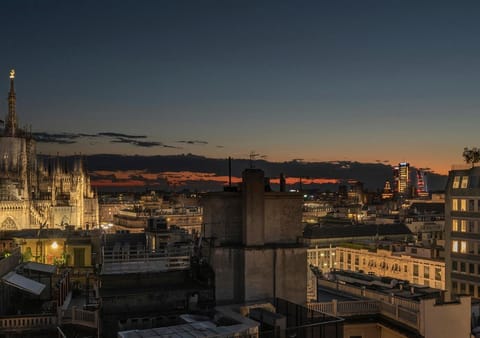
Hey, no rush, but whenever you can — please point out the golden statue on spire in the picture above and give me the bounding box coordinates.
[9,69,15,79]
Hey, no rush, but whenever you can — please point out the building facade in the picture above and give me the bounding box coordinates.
[308,245,445,289]
[445,166,480,299]
[0,70,98,230]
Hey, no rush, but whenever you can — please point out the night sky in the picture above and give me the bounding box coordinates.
[2,1,480,174]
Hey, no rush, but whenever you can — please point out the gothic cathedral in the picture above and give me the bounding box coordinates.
[0,70,99,230]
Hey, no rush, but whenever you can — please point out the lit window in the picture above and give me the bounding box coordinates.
[453,176,461,188]
[461,199,467,211]
[453,240,459,253]
[452,219,459,231]
[452,199,458,211]
[461,220,467,232]
[435,268,441,281]
[461,176,469,188]
[424,266,430,279]
[461,241,467,253]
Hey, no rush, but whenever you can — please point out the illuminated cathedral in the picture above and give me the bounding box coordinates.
[0,69,98,230]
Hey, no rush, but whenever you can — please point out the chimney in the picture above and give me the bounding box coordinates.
[280,173,286,192]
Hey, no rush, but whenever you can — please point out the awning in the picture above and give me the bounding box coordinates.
[2,271,46,296]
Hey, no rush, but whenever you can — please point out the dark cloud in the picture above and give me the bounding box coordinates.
[216,145,224,148]
[33,131,176,148]
[33,132,80,144]
[90,172,117,181]
[98,132,147,139]
[75,154,449,192]
[78,133,99,137]
[110,137,179,148]
[177,140,208,145]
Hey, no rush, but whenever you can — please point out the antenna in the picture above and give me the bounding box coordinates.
[249,151,259,168]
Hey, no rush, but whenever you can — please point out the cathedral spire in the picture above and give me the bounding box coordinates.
[5,69,17,137]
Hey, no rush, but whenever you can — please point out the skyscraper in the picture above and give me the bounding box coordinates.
[393,162,410,195]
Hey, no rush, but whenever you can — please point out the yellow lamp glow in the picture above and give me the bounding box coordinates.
[51,241,59,249]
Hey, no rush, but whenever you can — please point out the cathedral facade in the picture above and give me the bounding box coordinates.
[0,70,99,230]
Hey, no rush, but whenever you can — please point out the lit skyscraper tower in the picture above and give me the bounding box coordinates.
[393,162,410,195]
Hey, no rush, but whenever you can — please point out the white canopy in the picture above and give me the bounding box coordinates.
[2,271,46,296]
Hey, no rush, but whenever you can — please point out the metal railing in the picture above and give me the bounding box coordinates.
[315,279,420,329]
[102,247,191,263]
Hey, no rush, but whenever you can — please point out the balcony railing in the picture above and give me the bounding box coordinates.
[308,300,419,330]
[0,314,57,330]
[72,307,99,328]
[314,279,420,330]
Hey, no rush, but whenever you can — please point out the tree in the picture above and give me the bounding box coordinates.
[462,147,480,167]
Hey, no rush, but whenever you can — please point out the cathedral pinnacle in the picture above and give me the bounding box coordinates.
[5,69,17,137]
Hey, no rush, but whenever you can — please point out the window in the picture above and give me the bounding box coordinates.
[355,256,359,266]
[469,199,475,211]
[469,221,475,233]
[474,285,479,296]
[347,254,351,264]
[461,262,466,272]
[461,176,469,188]
[453,240,459,253]
[452,281,458,292]
[461,241,467,253]
[453,176,461,188]
[435,268,441,281]
[460,283,466,293]
[461,220,467,232]
[470,263,475,274]
[452,219,459,231]
[413,264,419,276]
[340,253,344,262]
[424,266,430,279]
[461,199,467,211]
[452,199,458,211]
[404,265,408,272]
[452,261,458,271]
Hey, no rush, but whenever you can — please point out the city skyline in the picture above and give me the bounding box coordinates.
[3,1,480,174]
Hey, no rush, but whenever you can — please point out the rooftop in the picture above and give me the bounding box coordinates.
[303,223,412,239]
